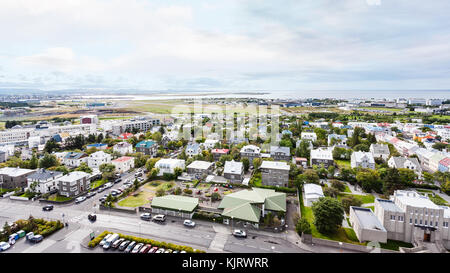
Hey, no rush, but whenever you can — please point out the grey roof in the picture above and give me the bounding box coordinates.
[351,207,387,231]
[376,199,403,212]
[270,146,290,156]
[187,160,214,170]
[27,168,62,181]
[390,157,421,171]
[352,151,375,164]
[260,161,290,170]
[186,143,201,150]
[370,144,390,155]
[224,161,243,175]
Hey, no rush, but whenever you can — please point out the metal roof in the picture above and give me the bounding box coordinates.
[151,195,198,212]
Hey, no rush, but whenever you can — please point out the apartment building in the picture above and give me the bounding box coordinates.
[58,171,91,197]
[259,161,290,188]
[0,167,36,189]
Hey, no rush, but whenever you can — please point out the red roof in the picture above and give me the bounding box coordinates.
[112,156,134,163]
[295,157,307,161]
[439,157,450,167]
[211,149,230,154]
[118,133,133,140]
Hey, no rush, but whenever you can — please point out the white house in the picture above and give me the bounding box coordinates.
[62,152,88,168]
[155,158,186,176]
[351,151,376,169]
[303,183,324,207]
[370,144,390,161]
[113,142,133,155]
[301,132,317,142]
[112,156,135,173]
[203,139,219,149]
[27,169,64,194]
[388,157,423,178]
[87,151,112,169]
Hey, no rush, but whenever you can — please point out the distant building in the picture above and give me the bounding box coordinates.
[370,144,390,161]
[80,115,98,125]
[0,167,36,189]
[155,158,185,176]
[310,148,334,168]
[185,143,202,158]
[113,142,133,155]
[186,161,214,179]
[86,143,108,150]
[211,149,230,161]
[300,132,317,142]
[87,151,112,169]
[112,156,135,173]
[27,169,63,194]
[270,146,291,161]
[62,152,88,168]
[351,151,376,169]
[135,140,158,157]
[388,157,423,178]
[240,145,261,163]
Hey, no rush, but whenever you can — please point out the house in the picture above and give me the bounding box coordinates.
[135,140,158,157]
[218,188,286,228]
[260,161,290,188]
[58,171,91,197]
[86,143,108,150]
[27,169,63,194]
[87,151,112,169]
[328,134,348,146]
[301,132,317,142]
[113,142,133,155]
[349,206,387,243]
[351,151,376,169]
[388,157,423,178]
[62,152,88,168]
[370,144,390,161]
[112,156,135,173]
[203,139,219,149]
[303,183,324,206]
[118,133,134,140]
[310,148,334,168]
[292,157,308,168]
[240,145,261,163]
[270,146,291,161]
[155,158,186,176]
[185,143,202,157]
[438,157,450,173]
[186,160,214,179]
[374,190,450,250]
[0,167,36,189]
[429,153,448,173]
[211,149,230,161]
[151,195,199,219]
[223,161,244,183]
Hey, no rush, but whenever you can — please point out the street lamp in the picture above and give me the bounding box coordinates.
[339,242,343,253]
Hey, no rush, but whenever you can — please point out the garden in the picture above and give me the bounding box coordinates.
[0,216,64,242]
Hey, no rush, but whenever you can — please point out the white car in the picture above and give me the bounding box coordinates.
[232,229,247,238]
[0,242,11,252]
[75,196,87,204]
[183,220,196,227]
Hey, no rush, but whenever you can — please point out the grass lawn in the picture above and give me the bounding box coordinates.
[427,194,448,206]
[197,183,211,190]
[343,185,352,193]
[47,194,73,202]
[117,191,153,207]
[416,189,434,193]
[0,188,13,194]
[366,206,375,211]
[90,179,108,189]
[335,160,351,169]
[338,193,375,204]
[379,240,413,251]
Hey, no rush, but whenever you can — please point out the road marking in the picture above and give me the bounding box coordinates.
[247,245,256,248]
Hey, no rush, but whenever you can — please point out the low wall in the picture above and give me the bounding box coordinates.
[1,191,15,198]
[38,198,74,205]
[311,237,399,253]
[10,196,30,201]
[100,205,137,214]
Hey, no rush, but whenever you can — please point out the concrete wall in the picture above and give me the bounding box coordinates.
[311,237,398,253]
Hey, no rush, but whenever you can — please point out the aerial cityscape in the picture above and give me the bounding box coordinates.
[0,0,449,269]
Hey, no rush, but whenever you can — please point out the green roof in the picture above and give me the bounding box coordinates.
[218,188,286,223]
[151,195,199,213]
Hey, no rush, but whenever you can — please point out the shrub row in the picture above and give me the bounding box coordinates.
[88,231,205,253]
[254,185,297,193]
[193,211,223,223]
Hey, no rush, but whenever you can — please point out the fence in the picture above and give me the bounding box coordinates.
[99,205,137,214]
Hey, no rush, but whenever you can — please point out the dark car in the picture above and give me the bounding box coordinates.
[42,205,54,211]
[118,240,131,251]
[124,241,136,253]
[88,214,97,222]
[114,178,122,184]
[140,213,152,221]
[112,238,125,249]
[30,235,43,243]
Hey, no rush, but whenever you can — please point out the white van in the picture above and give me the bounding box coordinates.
[99,233,113,246]
[103,233,120,250]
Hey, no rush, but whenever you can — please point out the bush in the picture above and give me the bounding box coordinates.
[330,180,346,192]
[296,218,312,235]
[183,189,193,195]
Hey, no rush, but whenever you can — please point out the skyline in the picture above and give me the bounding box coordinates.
[1,0,450,92]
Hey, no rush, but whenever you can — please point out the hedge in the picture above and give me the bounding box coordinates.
[88,231,205,253]
[254,185,297,193]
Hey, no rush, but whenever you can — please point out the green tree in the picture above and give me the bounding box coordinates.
[44,139,60,153]
[241,157,250,172]
[312,197,345,235]
[38,153,59,169]
[341,195,363,214]
[75,162,93,174]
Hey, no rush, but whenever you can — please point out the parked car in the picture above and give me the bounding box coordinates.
[173,250,179,253]
[42,205,54,211]
[111,190,120,197]
[140,213,152,221]
[112,238,125,249]
[183,220,196,227]
[75,196,86,204]
[132,243,144,253]
[232,229,247,238]
[30,234,43,243]
[139,244,151,253]
[164,249,173,253]
[99,234,113,246]
[114,178,122,184]
[155,248,165,253]
[148,246,158,253]
[86,192,96,198]
[88,214,97,222]
[26,232,35,241]
[103,233,120,250]
[152,214,166,222]
[119,240,130,251]
[125,241,136,253]
[99,197,107,203]
[0,242,11,252]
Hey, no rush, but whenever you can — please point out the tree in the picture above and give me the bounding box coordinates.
[301,169,320,184]
[145,158,160,172]
[296,140,311,159]
[97,133,104,143]
[241,157,250,172]
[44,139,60,153]
[353,144,369,152]
[323,187,339,198]
[398,168,417,185]
[330,180,346,192]
[38,153,59,169]
[341,195,363,214]
[296,218,312,235]
[356,169,382,193]
[253,158,262,170]
[134,152,148,168]
[99,163,116,181]
[432,142,449,151]
[75,162,92,174]
[312,197,345,235]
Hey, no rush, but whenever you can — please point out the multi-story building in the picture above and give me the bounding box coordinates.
[270,146,291,162]
[112,118,160,135]
[154,159,186,176]
[370,144,390,161]
[223,160,244,184]
[211,149,230,161]
[58,171,91,197]
[310,147,334,168]
[240,145,261,163]
[0,167,36,189]
[186,161,214,179]
[135,140,158,157]
[113,142,133,155]
[388,157,423,178]
[87,151,112,169]
[260,161,290,188]
[327,134,348,146]
[62,152,88,168]
[374,190,450,251]
[300,132,317,142]
[27,169,63,194]
[112,156,135,173]
[351,151,376,169]
[80,115,99,125]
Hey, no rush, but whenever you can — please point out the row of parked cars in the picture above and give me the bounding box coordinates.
[99,233,187,253]
[0,231,44,252]
[139,213,196,227]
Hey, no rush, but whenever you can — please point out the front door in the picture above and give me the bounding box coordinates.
[424,232,431,242]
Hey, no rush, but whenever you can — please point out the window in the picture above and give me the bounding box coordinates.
[444,222,449,228]
[398,216,404,221]
[425,220,428,226]
[409,219,412,224]
[420,220,423,225]
[415,219,417,224]
[390,215,396,221]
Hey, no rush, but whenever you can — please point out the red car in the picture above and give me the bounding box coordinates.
[139,244,152,253]
[148,246,158,253]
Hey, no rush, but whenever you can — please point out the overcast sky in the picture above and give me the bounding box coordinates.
[0,0,449,92]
